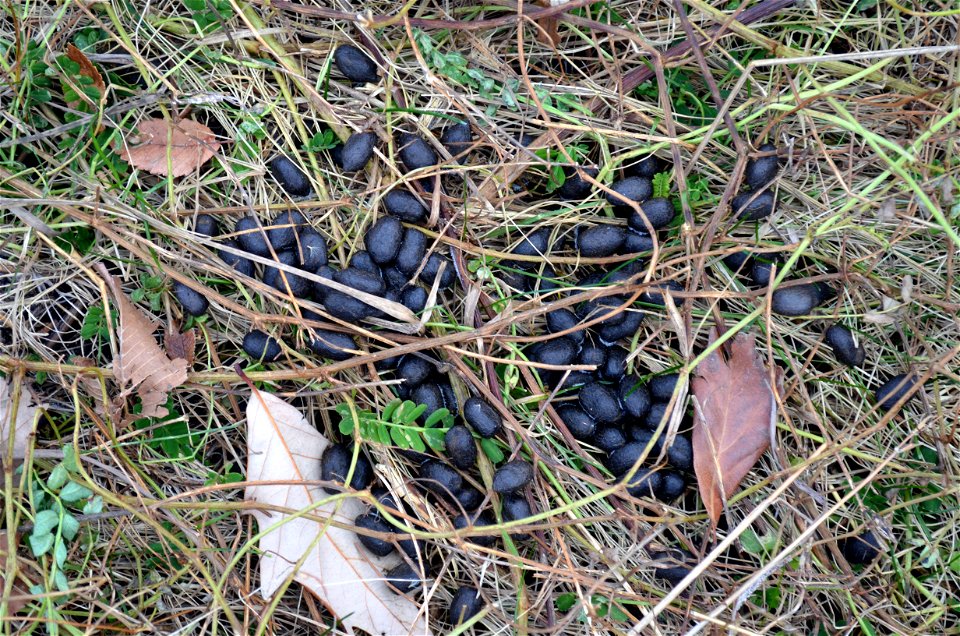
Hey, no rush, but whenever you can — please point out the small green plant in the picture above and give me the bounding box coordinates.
[336,399,452,452]
[130,273,166,312]
[134,398,202,459]
[79,304,116,341]
[29,444,102,623]
[533,144,589,193]
[182,0,234,35]
[652,171,672,198]
[307,129,340,152]
[555,593,630,622]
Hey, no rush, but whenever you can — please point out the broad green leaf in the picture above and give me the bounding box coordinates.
[33,510,59,537]
[423,407,449,428]
[82,496,103,515]
[423,429,445,452]
[29,532,54,557]
[480,438,504,464]
[54,538,67,567]
[60,481,93,503]
[60,514,80,540]
[382,399,401,421]
[555,592,576,611]
[63,443,79,472]
[48,464,69,490]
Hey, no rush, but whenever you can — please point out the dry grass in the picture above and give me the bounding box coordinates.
[2,0,959,634]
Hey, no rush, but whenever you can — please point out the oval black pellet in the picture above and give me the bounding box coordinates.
[308,329,356,361]
[269,156,312,197]
[396,228,428,275]
[554,371,594,391]
[264,253,311,298]
[598,310,644,344]
[619,377,651,420]
[666,436,693,471]
[606,176,652,207]
[194,214,219,237]
[463,397,502,438]
[296,230,328,271]
[824,324,866,367]
[320,443,373,493]
[722,250,752,275]
[557,166,598,200]
[629,427,663,451]
[340,131,377,172]
[234,216,270,256]
[385,288,402,305]
[412,383,445,420]
[333,44,379,84]
[364,216,403,265]
[454,486,483,511]
[401,285,428,313]
[492,459,534,493]
[420,253,455,287]
[607,441,647,476]
[420,459,463,498]
[628,198,675,232]
[218,240,255,277]
[346,251,379,278]
[545,307,584,345]
[502,493,534,540]
[372,486,402,514]
[744,143,779,190]
[383,190,428,223]
[640,280,685,307]
[397,354,434,389]
[453,510,496,547]
[732,190,775,221]
[511,227,552,258]
[840,530,881,564]
[267,211,308,251]
[312,265,336,301]
[322,289,377,323]
[649,373,679,402]
[576,225,626,257]
[440,123,472,163]
[556,405,597,440]
[354,512,395,557]
[578,343,607,369]
[579,382,622,424]
[876,373,919,410]
[438,381,458,415]
[398,133,438,172]
[173,281,209,316]
[624,467,662,498]
[449,586,483,624]
[383,266,409,290]
[593,426,627,453]
[530,337,578,367]
[384,562,422,594]
[628,155,662,180]
[771,285,820,316]
[622,229,655,255]
[242,329,282,363]
[813,282,837,305]
[337,266,386,296]
[651,548,693,586]
[445,424,477,470]
[656,470,686,501]
[749,256,779,287]
[644,402,669,429]
[602,348,628,381]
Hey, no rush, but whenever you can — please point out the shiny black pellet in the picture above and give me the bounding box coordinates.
[576,225,626,257]
[173,281,208,316]
[876,373,919,410]
[354,512,395,556]
[732,190,775,221]
[365,216,403,265]
[607,176,652,207]
[398,133,437,172]
[492,460,534,493]
[825,324,866,367]
[333,44,379,84]
[396,228,428,275]
[340,131,377,172]
[308,329,356,361]
[383,190,428,223]
[463,397,502,438]
[242,329,282,363]
[445,424,477,470]
[269,156,312,197]
[628,197,675,232]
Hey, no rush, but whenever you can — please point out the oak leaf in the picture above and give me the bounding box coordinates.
[118,118,220,177]
[97,265,188,419]
[0,378,41,463]
[245,389,430,636]
[692,331,775,525]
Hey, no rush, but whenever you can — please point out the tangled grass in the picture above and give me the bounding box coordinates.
[1,0,959,634]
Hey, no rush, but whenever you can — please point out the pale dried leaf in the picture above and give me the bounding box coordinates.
[97,265,188,419]
[900,275,913,304]
[692,331,774,525]
[164,328,197,365]
[245,390,430,636]
[117,118,220,177]
[0,379,40,462]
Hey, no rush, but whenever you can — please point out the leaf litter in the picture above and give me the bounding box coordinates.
[97,264,188,419]
[117,117,220,177]
[244,388,430,636]
[691,330,775,526]
[0,377,42,462]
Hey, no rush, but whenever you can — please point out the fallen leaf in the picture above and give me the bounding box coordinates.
[691,331,774,526]
[118,118,220,177]
[64,44,105,108]
[96,265,188,419]
[0,378,41,462]
[245,390,430,636]
[0,531,31,615]
[164,328,197,366]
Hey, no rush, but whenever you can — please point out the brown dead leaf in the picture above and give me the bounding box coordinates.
[245,390,430,636]
[691,331,774,526]
[96,265,188,419]
[118,118,220,177]
[0,378,41,463]
[164,328,197,366]
[0,531,31,615]
[64,44,105,108]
